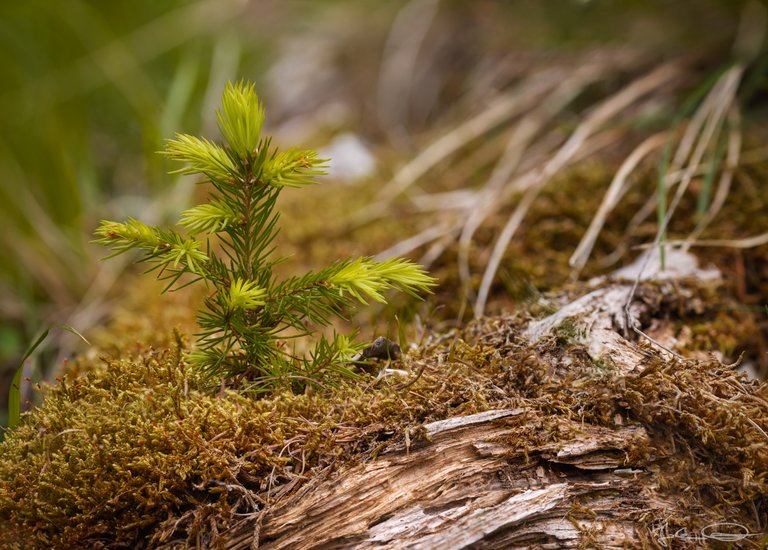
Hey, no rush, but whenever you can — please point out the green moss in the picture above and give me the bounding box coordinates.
[553,317,582,347]
[1,339,288,546]
[591,356,617,373]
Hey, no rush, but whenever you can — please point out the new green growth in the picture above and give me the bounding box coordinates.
[95,82,436,391]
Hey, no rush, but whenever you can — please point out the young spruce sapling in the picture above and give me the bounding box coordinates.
[94,81,436,392]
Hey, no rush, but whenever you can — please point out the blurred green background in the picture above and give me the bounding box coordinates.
[0,0,753,424]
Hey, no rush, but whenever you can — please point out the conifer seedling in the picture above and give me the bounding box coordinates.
[95,81,436,392]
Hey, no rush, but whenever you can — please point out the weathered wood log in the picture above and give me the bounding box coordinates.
[219,250,732,549]
[223,408,655,549]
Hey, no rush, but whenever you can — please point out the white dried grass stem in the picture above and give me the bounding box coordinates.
[457,67,599,289]
[419,228,463,268]
[410,190,480,212]
[474,62,683,318]
[374,223,455,261]
[684,106,742,249]
[623,65,743,341]
[657,66,742,247]
[637,232,768,250]
[569,132,669,274]
[377,69,565,201]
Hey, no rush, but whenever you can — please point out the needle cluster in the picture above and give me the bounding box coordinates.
[95,82,436,390]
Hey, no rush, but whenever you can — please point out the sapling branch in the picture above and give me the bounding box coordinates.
[94,81,437,391]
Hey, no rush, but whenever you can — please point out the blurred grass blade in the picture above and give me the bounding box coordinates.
[656,65,727,270]
[161,49,200,138]
[696,133,727,217]
[7,325,89,430]
[7,329,48,430]
[656,140,672,270]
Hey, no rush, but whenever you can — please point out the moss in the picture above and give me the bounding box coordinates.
[1,339,288,546]
[592,356,617,373]
[2,279,767,545]
[553,317,582,347]
[0,321,502,547]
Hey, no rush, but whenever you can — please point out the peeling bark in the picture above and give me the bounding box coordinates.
[224,410,655,549]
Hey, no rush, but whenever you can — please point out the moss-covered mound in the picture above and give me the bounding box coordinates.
[1,277,767,547]
[0,328,495,547]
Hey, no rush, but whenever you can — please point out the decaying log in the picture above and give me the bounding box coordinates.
[224,409,654,549]
[220,251,745,549]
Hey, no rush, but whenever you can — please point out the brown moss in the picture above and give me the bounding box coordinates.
[2,278,767,546]
[279,150,768,339]
[4,135,768,546]
[0,321,501,547]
